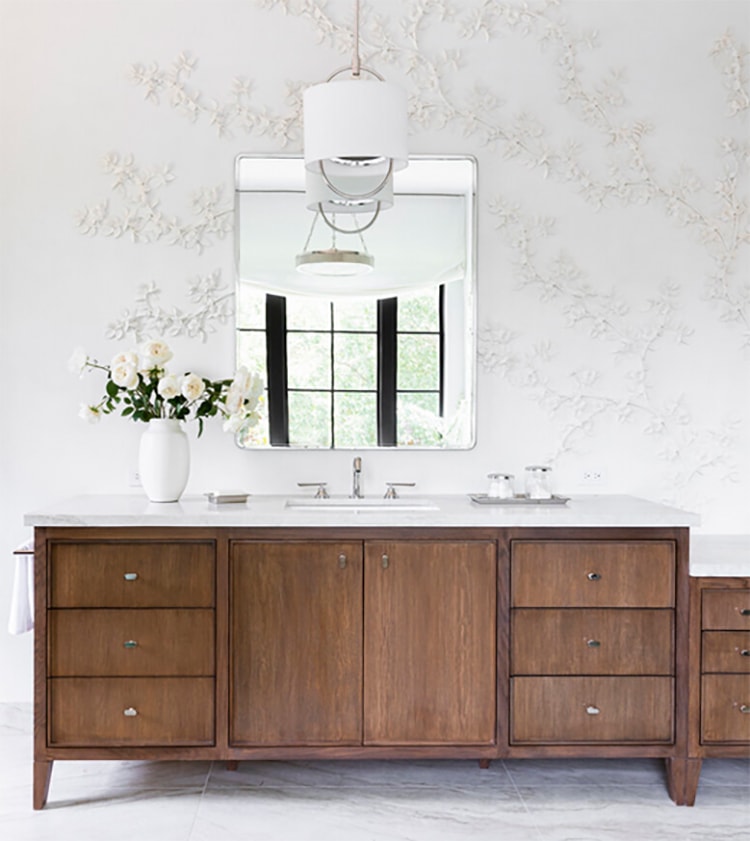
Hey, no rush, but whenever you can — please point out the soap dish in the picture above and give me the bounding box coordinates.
[469,493,570,506]
[205,491,250,505]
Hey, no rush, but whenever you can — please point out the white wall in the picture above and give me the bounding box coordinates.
[1,0,748,701]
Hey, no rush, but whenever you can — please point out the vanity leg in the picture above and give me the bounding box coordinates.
[33,760,53,810]
[226,760,239,771]
[665,758,701,806]
[478,759,491,770]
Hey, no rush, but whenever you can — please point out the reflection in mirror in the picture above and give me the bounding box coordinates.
[234,155,476,449]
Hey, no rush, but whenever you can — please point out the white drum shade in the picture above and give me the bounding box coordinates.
[303,79,408,178]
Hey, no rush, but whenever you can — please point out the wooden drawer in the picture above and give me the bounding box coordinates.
[48,609,215,677]
[702,631,750,674]
[49,542,215,607]
[511,609,674,675]
[511,676,673,744]
[48,677,215,746]
[702,590,750,630]
[511,541,675,608]
[701,675,750,744]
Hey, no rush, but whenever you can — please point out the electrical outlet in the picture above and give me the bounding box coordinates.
[580,469,606,485]
[128,469,141,487]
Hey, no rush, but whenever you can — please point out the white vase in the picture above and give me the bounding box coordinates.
[138,419,190,503]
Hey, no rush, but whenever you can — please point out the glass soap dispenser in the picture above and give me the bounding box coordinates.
[487,472,515,499]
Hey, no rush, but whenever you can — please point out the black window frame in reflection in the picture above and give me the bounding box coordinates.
[238,289,445,448]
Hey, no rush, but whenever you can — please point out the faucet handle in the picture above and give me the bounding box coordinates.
[384,482,416,499]
[297,482,329,499]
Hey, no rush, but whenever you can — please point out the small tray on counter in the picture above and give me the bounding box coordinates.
[469,494,570,506]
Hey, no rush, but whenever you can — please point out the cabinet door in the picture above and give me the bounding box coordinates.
[364,540,496,746]
[230,541,363,746]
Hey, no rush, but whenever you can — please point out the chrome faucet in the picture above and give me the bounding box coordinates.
[351,457,363,499]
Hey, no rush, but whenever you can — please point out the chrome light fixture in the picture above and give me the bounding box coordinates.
[303,0,407,228]
[296,209,374,277]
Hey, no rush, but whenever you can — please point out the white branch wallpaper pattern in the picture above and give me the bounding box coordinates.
[4,0,748,541]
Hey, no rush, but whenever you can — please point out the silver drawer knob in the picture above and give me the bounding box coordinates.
[338,553,347,569]
[586,639,601,648]
[123,707,138,717]
[740,608,750,616]
[585,705,600,715]
[123,640,138,649]
[587,572,601,581]
[382,553,389,570]
[740,650,750,658]
[123,572,138,581]
[740,705,750,714]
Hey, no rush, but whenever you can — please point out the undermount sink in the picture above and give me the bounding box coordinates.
[285,496,439,512]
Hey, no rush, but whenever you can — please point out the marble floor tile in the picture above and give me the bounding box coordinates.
[503,757,667,788]
[698,758,750,787]
[190,784,541,841]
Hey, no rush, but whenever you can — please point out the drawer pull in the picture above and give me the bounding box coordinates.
[740,705,750,714]
[587,572,601,581]
[585,705,600,715]
[382,554,389,570]
[123,572,139,581]
[123,707,138,717]
[741,650,750,658]
[338,553,347,570]
[586,639,601,648]
[123,640,138,649]
[741,609,750,616]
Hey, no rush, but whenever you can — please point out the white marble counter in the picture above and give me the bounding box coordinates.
[25,493,698,530]
[690,534,750,578]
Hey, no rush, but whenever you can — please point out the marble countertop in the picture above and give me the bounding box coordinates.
[25,493,698,529]
[689,534,750,578]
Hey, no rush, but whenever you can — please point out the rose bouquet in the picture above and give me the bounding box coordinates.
[69,340,264,437]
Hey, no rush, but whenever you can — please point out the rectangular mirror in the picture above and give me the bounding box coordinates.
[234,155,476,449]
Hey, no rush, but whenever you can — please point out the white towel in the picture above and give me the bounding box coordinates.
[8,541,34,635]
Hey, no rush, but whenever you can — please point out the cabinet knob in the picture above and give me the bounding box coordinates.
[123,572,138,581]
[585,705,600,715]
[586,639,601,648]
[382,553,389,570]
[123,707,138,717]
[740,705,750,714]
[587,572,601,581]
[740,650,750,658]
[338,553,347,569]
[123,640,138,649]
[741,608,750,617]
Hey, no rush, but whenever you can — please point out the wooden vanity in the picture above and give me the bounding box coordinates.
[23,495,748,809]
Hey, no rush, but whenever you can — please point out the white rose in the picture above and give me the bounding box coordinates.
[231,367,253,397]
[181,373,204,402]
[68,347,88,376]
[157,373,180,399]
[140,339,173,369]
[111,362,138,389]
[111,350,139,370]
[224,385,244,415]
[78,404,101,424]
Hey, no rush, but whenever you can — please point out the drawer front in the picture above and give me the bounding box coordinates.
[511,676,674,744]
[48,677,215,746]
[49,542,215,607]
[511,609,674,676]
[511,541,675,608]
[702,590,750,631]
[701,675,750,744]
[48,609,215,677]
[702,631,750,674]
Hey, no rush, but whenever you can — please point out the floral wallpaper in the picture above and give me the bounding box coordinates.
[66,0,749,527]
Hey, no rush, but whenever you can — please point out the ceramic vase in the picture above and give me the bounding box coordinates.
[138,419,190,503]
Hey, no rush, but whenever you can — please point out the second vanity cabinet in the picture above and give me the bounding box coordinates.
[230,540,497,748]
[31,521,694,809]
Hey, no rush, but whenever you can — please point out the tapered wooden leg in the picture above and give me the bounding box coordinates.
[478,759,491,770]
[665,757,701,806]
[226,760,239,771]
[33,760,53,810]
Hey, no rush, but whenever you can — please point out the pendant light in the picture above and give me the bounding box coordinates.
[303,0,408,221]
[296,210,374,277]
